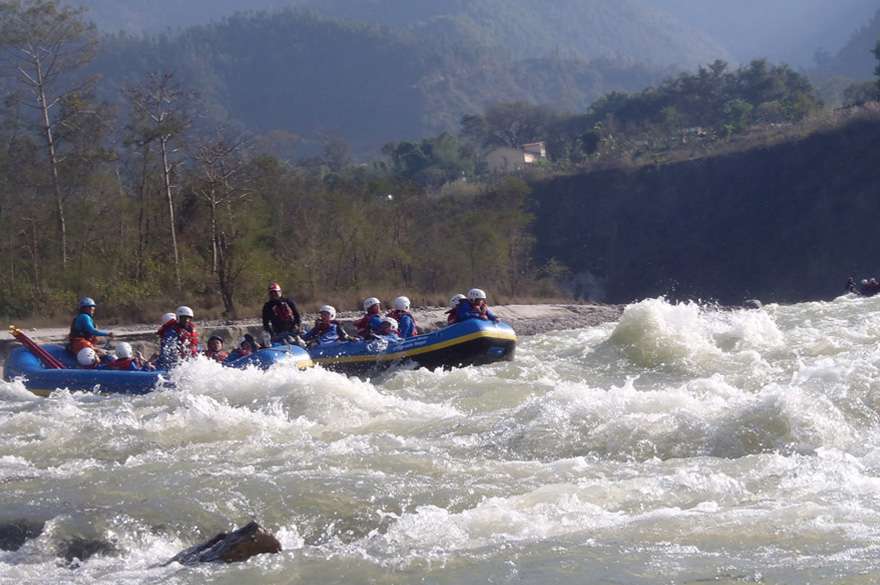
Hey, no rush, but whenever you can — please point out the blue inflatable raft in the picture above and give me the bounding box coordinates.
[3,343,313,397]
[308,319,517,375]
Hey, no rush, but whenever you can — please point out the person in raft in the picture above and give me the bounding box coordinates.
[203,336,229,363]
[387,296,418,338]
[376,316,402,341]
[105,342,153,371]
[76,347,100,369]
[354,297,384,338]
[262,281,302,344]
[302,305,354,346]
[227,334,260,361]
[68,297,114,356]
[156,306,200,369]
[446,293,466,325]
[455,289,499,323]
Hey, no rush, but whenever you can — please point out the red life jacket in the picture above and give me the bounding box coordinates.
[353,315,370,337]
[166,323,199,357]
[273,302,295,323]
[446,308,458,324]
[157,320,177,338]
[204,350,229,363]
[106,358,135,371]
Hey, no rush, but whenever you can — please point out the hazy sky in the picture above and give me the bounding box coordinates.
[655,0,879,66]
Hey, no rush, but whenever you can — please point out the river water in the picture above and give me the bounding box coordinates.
[3,296,880,584]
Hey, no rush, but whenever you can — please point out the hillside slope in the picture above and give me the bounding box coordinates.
[76,0,727,69]
[821,8,880,79]
[92,10,661,149]
[532,115,880,304]
[657,0,879,67]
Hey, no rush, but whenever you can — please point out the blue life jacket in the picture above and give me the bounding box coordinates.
[303,321,345,345]
[389,310,417,338]
[455,300,498,323]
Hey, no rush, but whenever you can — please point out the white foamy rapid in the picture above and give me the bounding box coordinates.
[4,296,880,583]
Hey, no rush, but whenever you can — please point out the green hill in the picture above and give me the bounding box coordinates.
[75,0,728,69]
[93,10,661,150]
[822,8,880,79]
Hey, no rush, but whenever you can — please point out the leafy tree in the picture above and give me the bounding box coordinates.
[124,71,195,292]
[0,0,98,270]
[875,40,880,94]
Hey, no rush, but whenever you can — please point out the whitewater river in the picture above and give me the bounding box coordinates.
[3,296,880,584]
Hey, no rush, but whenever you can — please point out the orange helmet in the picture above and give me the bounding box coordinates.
[268,282,282,293]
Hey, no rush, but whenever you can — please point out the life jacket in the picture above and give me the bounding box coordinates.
[157,320,177,338]
[164,323,199,357]
[106,358,136,371]
[387,310,418,338]
[354,313,383,337]
[70,318,97,344]
[273,301,295,323]
[204,350,229,363]
[304,320,346,345]
[229,346,255,361]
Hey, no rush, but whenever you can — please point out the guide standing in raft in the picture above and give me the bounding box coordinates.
[262,282,303,344]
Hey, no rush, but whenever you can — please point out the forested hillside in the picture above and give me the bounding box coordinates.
[92,10,661,150]
[821,8,880,79]
[303,0,728,69]
[76,0,727,68]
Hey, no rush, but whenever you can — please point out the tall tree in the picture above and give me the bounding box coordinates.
[874,40,880,94]
[190,129,253,318]
[124,72,193,292]
[0,0,98,270]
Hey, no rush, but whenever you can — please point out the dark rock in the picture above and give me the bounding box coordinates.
[0,519,44,551]
[166,521,281,565]
[743,299,763,309]
[59,537,117,563]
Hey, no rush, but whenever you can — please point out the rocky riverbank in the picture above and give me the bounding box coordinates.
[0,304,623,368]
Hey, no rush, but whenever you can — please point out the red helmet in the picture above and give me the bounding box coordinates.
[268,282,282,293]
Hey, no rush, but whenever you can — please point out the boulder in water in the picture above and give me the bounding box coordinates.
[0,519,44,551]
[59,537,117,566]
[166,521,281,565]
[743,299,763,310]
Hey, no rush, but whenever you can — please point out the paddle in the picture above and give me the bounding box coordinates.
[8,326,66,369]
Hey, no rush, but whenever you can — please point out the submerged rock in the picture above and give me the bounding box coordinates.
[166,522,281,565]
[59,537,117,564]
[0,519,44,551]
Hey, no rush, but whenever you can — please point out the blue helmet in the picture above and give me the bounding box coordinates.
[79,297,96,308]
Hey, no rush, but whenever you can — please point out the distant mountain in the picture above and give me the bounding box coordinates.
[75,0,728,69]
[299,0,730,69]
[821,7,880,79]
[92,10,661,151]
[655,0,880,67]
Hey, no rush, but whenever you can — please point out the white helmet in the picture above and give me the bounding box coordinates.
[393,296,411,311]
[467,288,487,301]
[319,305,337,320]
[77,347,97,366]
[116,342,133,359]
[175,306,194,318]
[161,312,176,325]
[381,317,398,330]
[449,294,466,308]
[363,297,381,311]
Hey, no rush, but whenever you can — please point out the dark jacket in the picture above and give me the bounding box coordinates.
[262,298,302,335]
